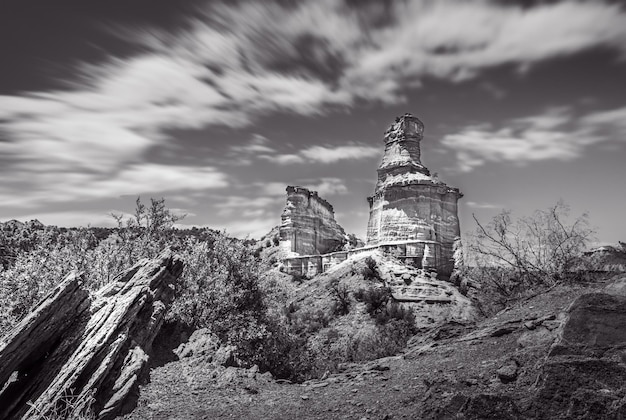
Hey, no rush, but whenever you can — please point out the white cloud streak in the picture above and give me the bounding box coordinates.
[1,0,625,209]
[258,143,381,165]
[442,105,626,172]
[466,201,500,209]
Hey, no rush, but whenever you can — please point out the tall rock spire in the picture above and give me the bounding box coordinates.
[366,113,462,278]
[378,113,429,179]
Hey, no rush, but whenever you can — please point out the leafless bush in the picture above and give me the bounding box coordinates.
[468,200,595,310]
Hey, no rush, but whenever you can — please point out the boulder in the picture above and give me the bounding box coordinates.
[550,292,626,356]
[517,326,556,349]
[496,359,518,383]
[0,250,183,420]
[174,328,220,360]
[530,290,626,419]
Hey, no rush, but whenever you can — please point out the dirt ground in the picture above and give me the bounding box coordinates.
[123,280,608,420]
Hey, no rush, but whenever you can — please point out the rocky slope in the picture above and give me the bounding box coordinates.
[123,271,626,420]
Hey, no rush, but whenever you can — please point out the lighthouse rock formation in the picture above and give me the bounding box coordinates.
[366,113,462,278]
[279,113,463,283]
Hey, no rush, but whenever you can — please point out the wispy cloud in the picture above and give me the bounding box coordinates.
[441,105,626,172]
[299,178,349,196]
[0,163,228,209]
[466,201,501,210]
[1,0,625,210]
[300,145,380,164]
[230,135,380,166]
[259,143,380,165]
[251,177,348,197]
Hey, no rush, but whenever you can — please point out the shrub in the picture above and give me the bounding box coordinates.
[361,256,379,281]
[375,301,416,326]
[286,307,330,337]
[469,200,595,288]
[354,286,391,315]
[345,317,417,362]
[169,235,265,334]
[328,279,351,315]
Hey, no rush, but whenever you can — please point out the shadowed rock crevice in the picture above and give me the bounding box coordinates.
[0,250,183,420]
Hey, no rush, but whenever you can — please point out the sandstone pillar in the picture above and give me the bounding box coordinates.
[366,113,463,278]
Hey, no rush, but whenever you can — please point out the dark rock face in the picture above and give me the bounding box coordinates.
[461,394,522,420]
[0,251,183,420]
[530,291,626,419]
[279,186,347,256]
[366,114,462,278]
[439,394,522,420]
[553,293,626,354]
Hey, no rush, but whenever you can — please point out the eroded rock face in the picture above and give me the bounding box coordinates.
[0,250,183,420]
[280,186,347,257]
[366,114,462,278]
[530,287,626,419]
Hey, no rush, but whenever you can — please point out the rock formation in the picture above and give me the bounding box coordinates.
[0,250,183,420]
[279,186,347,257]
[366,113,462,278]
[529,280,626,418]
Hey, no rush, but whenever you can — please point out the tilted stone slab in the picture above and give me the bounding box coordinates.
[0,250,183,420]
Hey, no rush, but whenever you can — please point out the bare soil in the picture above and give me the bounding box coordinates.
[122,279,610,420]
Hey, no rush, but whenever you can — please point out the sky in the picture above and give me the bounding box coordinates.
[0,0,625,245]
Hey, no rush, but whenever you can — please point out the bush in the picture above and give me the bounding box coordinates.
[469,201,594,287]
[375,301,416,326]
[286,307,330,337]
[328,279,350,315]
[361,256,379,281]
[346,318,417,361]
[354,286,391,315]
[169,235,265,335]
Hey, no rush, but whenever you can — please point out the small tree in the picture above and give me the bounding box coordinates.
[361,256,379,281]
[469,200,595,293]
[328,279,351,315]
[354,286,391,315]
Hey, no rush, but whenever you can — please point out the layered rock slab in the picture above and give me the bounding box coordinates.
[0,250,183,420]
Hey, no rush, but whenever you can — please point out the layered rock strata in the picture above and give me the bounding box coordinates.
[0,250,183,420]
[279,186,347,257]
[366,113,462,278]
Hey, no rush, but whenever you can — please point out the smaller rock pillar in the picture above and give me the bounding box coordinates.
[422,243,436,272]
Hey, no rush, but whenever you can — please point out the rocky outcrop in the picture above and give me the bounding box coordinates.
[366,114,462,278]
[280,186,347,257]
[583,242,626,272]
[0,250,183,420]
[529,283,626,419]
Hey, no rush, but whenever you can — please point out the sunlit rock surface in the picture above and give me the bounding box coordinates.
[366,113,462,278]
[279,186,347,257]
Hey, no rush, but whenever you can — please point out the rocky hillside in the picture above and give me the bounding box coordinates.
[121,258,626,419]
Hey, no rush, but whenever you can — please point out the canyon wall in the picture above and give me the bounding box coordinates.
[279,186,347,257]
